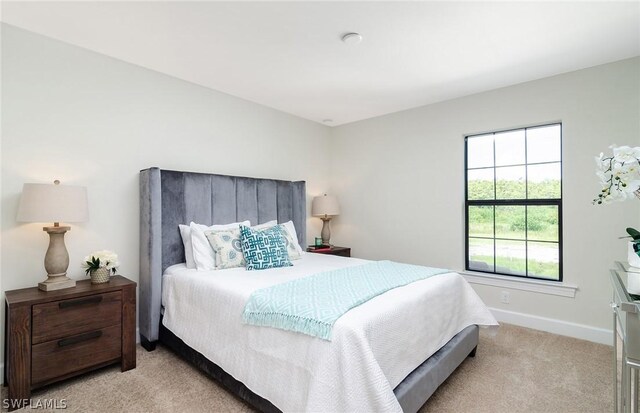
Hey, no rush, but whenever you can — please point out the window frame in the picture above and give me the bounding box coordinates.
[464,123,563,282]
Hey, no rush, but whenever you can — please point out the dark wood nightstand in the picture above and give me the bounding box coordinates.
[4,275,136,409]
[307,246,351,257]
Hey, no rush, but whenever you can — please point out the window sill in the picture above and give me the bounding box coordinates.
[461,271,578,298]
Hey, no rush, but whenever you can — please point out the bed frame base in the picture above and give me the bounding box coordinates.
[150,324,479,413]
[140,335,157,352]
[158,324,281,413]
[393,325,479,413]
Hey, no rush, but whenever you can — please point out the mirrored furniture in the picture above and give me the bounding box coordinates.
[611,262,640,413]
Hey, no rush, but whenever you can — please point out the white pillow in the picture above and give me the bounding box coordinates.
[252,220,277,231]
[281,220,305,256]
[179,224,196,269]
[190,221,250,271]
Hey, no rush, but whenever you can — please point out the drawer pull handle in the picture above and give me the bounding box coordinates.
[58,331,102,347]
[59,295,103,309]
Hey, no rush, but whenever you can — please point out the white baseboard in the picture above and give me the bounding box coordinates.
[490,307,612,345]
[1,328,141,386]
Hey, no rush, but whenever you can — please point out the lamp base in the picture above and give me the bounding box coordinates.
[38,274,76,291]
[40,225,75,291]
[320,217,332,245]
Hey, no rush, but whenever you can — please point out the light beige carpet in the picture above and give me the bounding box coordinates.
[2,323,612,413]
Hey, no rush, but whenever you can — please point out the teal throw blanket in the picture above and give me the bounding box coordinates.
[242,261,450,340]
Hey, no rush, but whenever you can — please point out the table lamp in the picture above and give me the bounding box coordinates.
[17,180,89,291]
[311,194,340,245]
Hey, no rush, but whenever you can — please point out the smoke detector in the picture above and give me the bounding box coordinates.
[341,33,363,45]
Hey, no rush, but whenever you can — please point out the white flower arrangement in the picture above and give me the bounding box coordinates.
[594,145,640,263]
[81,250,120,275]
[594,145,640,204]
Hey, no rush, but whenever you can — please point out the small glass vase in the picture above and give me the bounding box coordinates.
[628,241,640,269]
[90,267,111,284]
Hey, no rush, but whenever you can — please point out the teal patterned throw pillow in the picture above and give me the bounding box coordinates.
[240,225,292,271]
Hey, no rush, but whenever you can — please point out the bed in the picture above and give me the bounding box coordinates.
[139,167,497,413]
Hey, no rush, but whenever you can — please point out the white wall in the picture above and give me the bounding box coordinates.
[0,23,331,347]
[329,57,640,334]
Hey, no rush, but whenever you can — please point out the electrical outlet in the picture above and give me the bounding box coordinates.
[500,291,510,304]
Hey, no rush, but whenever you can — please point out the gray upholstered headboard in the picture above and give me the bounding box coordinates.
[139,167,306,344]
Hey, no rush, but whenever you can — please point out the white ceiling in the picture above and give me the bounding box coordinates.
[2,1,639,126]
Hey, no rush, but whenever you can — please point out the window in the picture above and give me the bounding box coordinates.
[465,124,562,281]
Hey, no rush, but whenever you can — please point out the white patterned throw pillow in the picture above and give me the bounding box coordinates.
[205,228,245,269]
[189,220,250,271]
[279,223,302,260]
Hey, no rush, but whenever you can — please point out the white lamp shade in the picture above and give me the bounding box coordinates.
[312,194,340,217]
[17,183,89,223]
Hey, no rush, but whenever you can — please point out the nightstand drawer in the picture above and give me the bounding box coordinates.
[32,291,122,344]
[31,324,122,385]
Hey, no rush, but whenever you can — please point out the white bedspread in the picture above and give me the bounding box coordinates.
[162,254,498,413]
